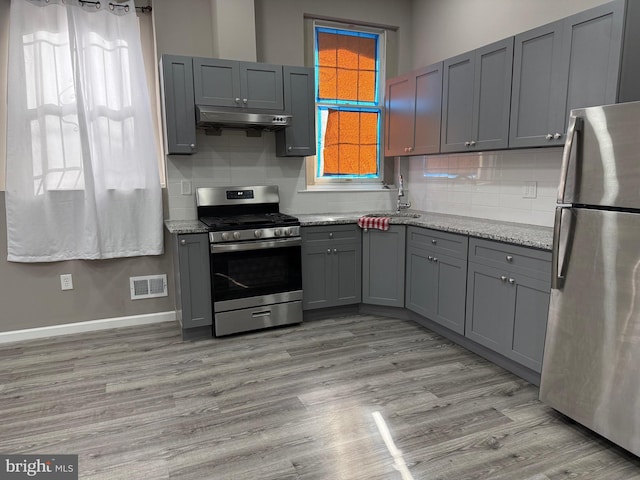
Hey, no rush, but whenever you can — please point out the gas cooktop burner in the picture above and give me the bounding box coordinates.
[200,212,299,231]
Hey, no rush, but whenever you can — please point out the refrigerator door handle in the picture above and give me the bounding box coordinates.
[558,115,582,204]
[551,206,574,290]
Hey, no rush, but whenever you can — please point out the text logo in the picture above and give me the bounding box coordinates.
[0,455,77,480]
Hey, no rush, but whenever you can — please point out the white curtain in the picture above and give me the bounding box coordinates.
[6,0,163,262]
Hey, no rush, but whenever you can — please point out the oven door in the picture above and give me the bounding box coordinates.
[210,237,302,310]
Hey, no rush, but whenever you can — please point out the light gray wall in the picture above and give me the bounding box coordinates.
[0,0,8,191]
[254,0,414,76]
[411,0,612,69]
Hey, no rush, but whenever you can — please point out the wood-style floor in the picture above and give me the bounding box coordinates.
[1,314,639,479]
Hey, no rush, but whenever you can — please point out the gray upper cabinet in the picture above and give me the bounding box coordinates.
[405,227,468,334]
[561,0,624,120]
[193,58,284,111]
[362,226,406,307]
[173,233,213,330]
[160,55,196,155]
[301,225,361,310]
[276,66,316,157]
[385,63,442,157]
[441,38,513,153]
[510,1,625,148]
[465,238,551,373]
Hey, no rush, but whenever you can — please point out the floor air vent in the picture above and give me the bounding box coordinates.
[130,274,168,300]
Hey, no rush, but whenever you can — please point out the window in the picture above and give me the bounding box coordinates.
[313,22,385,184]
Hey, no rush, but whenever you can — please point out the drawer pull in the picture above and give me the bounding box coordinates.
[508,278,516,285]
[500,275,507,282]
[428,255,433,261]
[506,255,513,262]
[431,239,437,245]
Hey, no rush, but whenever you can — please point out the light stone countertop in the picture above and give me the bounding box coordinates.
[165,210,554,251]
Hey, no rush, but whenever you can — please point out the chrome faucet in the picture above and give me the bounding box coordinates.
[397,174,411,213]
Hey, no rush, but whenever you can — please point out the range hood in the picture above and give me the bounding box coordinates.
[196,105,292,132]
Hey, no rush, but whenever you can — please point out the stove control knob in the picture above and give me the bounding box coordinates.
[275,228,282,237]
[221,232,230,241]
[233,231,241,240]
[254,230,263,238]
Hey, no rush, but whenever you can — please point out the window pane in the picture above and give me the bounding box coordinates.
[320,109,378,177]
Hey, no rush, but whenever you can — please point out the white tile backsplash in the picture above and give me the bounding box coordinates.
[405,148,562,227]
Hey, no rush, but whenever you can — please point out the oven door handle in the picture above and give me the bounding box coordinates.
[210,237,302,253]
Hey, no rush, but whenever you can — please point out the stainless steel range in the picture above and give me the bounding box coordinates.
[196,185,302,337]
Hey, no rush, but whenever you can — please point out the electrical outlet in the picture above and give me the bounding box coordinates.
[60,274,73,291]
[522,181,537,199]
[181,180,192,195]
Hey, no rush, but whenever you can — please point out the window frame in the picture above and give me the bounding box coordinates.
[312,20,386,186]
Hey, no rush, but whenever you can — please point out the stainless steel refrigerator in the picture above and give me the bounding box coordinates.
[540,100,640,457]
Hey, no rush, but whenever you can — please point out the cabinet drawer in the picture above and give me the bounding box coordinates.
[407,226,468,259]
[469,238,551,281]
[301,224,361,245]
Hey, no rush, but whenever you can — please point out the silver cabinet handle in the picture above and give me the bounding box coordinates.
[470,140,476,146]
[500,275,507,282]
[554,132,563,140]
[465,141,471,147]
[180,239,187,246]
[408,146,414,152]
[329,232,333,238]
[235,97,240,103]
[190,144,196,149]
[508,278,516,285]
[428,255,433,261]
[333,248,338,254]
[545,133,553,140]
[327,249,331,254]
[506,255,513,262]
[431,239,437,245]
[433,257,438,262]
[243,98,248,104]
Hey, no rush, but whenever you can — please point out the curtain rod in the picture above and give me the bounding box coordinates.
[77,0,152,13]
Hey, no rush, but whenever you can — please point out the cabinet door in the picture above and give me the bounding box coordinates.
[177,234,212,329]
[301,243,333,310]
[433,253,467,335]
[385,74,414,156]
[413,63,443,155]
[472,38,513,151]
[240,62,284,110]
[193,57,241,108]
[561,1,624,123]
[441,52,475,152]
[509,21,566,148]
[507,275,550,373]
[160,55,196,154]
[276,66,316,157]
[333,243,362,306]
[465,262,513,352]
[405,247,437,318]
[362,226,406,307]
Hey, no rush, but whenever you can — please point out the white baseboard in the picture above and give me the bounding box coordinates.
[0,311,177,345]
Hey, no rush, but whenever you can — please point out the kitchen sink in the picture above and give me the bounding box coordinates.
[364,212,421,218]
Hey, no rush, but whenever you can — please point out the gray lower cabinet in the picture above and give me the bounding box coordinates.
[301,225,361,310]
[465,238,551,373]
[405,227,468,334]
[276,66,316,157]
[362,225,405,307]
[173,233,212,330]
[441,37,513,153]
[160,55,196,155]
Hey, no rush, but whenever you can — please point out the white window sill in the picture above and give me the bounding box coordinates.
[300,184,395,193]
